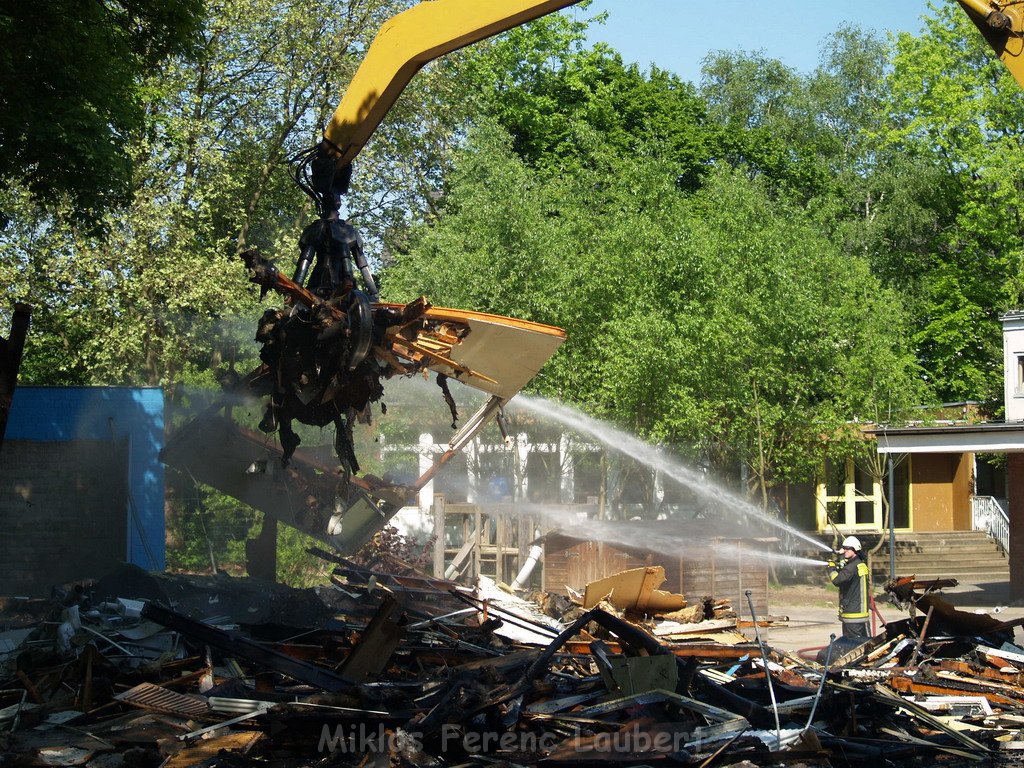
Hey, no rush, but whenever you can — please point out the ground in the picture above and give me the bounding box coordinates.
[770,583,836,609]
[761,579,1024,652]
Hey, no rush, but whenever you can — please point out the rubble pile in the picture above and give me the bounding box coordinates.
[3,564,1024,767]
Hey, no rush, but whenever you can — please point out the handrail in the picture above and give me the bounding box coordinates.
[972,495,1010,554]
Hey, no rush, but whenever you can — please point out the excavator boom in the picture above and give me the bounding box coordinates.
[956,0,1024,87]
[325,0,581,165]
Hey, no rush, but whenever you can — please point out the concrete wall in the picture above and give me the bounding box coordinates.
[0,387,164,596]
[1,439,128,596]
[1002,311,1024,423]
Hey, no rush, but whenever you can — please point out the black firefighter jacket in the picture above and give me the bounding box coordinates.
[828,555,870,620]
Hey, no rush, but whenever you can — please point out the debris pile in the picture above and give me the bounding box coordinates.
[3,564,1024,767]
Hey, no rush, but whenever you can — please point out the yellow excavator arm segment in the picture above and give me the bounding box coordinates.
[956,0,1024,88]
[323,0,582,165]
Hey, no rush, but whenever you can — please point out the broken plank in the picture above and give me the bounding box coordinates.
[871,684,991,755]
[653,618,738,636]
[573,688,746,725]
[161,731,263,768]
[339,596,406,682]
[977,644,1024,664]
[563,639,761,659]
[888,674,1024,708]
[523,692,605,715]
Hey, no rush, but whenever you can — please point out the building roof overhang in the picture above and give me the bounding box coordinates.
[866,422,1024,454]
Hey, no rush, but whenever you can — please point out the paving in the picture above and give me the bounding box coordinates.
[763,578,1024,652]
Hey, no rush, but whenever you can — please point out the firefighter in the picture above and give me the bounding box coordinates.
[827,536,870,639]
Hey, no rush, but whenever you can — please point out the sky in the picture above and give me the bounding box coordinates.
[574,0,935,85]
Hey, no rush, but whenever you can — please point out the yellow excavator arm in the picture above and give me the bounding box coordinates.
[956,0,1024,87]
[324,0,582,166]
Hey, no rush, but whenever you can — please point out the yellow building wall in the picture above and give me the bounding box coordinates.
[911,453,972,532]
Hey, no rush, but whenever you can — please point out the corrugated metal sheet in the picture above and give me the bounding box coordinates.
[115,682,210,719]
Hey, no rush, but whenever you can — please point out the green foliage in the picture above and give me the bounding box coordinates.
[1,0,415,386]
[0,0,204,222]
[872,1,1024,401]
[165,480,332,588]
[165,478,257,573]
[387,121,924,502]
[456,12,720,190]
[275,524,333,587]
[700,25,894,201]
[696,5,1021,404]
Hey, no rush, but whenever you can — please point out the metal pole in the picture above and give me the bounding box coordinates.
[805,633,836,731]
[888,455,896,581]
[745,590,781,746]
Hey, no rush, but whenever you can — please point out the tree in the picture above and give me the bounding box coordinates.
[0,0,203,221]
[664,168,923,506]
[386,121,924,506]
[0,0,424,387]
[874,0,1024,402]
[698,26,892,202]
[455,12,723,190]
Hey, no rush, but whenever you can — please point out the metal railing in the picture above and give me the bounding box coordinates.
[972,496,1010,554]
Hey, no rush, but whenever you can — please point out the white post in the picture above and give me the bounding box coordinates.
[1000,311,1024,422]
[466,436,479,504]
[516,433,530,502]
[418,432,435,514]
[559,433,574,504]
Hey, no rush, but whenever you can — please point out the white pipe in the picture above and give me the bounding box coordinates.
[510,544,544,591]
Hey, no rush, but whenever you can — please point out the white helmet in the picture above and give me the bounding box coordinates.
[841,535,862,551]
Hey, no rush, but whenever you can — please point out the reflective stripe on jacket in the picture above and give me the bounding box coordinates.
[828,555,869,619]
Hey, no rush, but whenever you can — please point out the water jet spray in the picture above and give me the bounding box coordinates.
[507,395,833,554]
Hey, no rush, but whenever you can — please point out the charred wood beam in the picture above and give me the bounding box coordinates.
[562,639,762,659]
[141,602,353,692]
[242,250,334,313]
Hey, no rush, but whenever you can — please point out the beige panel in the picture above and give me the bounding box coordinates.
[446,316,565,400]
[911,454,957,531]
[953,452,974,531]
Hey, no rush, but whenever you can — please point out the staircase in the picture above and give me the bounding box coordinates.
[868,531,1009,585]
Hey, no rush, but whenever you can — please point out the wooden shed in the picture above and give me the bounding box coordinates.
[540,527,773,618]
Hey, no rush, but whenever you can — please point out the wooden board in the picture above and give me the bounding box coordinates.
[161,731,263,767]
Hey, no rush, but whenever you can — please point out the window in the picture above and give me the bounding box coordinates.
[818,457,883,530]
[818,456,911,531]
